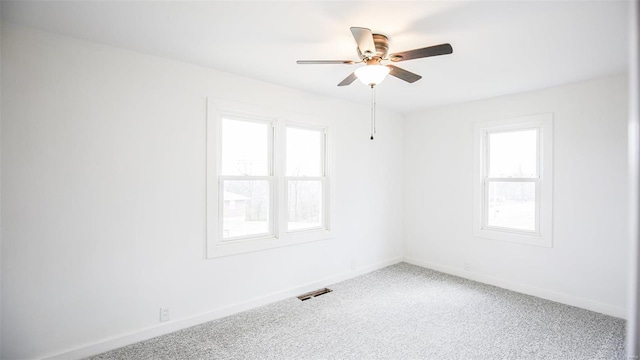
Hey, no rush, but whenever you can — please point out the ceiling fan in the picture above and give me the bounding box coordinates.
[297,27,453,87]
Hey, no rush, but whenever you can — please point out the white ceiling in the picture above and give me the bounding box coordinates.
[1,1,630,114]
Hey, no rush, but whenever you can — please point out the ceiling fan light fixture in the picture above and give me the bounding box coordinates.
[355,64,390,86]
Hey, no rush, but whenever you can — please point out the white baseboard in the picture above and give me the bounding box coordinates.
[44,256,402,360]
[403,256,626,319]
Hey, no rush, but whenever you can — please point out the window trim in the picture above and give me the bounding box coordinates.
[206,98,332,258]
[473,113,553,247]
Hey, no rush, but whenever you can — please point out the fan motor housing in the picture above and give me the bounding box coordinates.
[358,34,389,60]
[373,34,389,58]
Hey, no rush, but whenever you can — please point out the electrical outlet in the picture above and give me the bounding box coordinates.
[350,259,356,271]
[160,307,170,322]
[464,262,471,272]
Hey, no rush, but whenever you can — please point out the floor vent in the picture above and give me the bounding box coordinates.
[297,288,332,301]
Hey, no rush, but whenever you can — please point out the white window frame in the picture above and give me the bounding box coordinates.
[218,114,276,242]
[473,113,553,247]
[206,98,332,258]
[283,123,329,235]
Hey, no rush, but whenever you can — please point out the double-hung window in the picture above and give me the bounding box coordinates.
[219,116,274,241]
[206,99,331,258]
[473,113,553,247]
[286,126,327,232]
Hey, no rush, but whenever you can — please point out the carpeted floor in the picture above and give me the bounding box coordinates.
[89,263,626,359]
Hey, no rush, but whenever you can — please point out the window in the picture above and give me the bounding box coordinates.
[473,113,553,247]
[286,126,326,232]
[206,99,331,258]
[220,117,274,240]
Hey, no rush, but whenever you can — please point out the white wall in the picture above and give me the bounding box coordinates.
[404,75,629,317]
[0,7,3,358]
[0,24,404,359]
[627,1,639,354]
[2,19,630,360]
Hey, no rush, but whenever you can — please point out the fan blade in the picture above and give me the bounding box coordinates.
[297,60,356,64]
[350,27,376,58]
[386,65,422,83]
[389,43,453,62]
[337,72,358,86]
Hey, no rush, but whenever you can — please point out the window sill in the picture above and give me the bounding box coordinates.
[207,229,332,258]
[474,227,552,247]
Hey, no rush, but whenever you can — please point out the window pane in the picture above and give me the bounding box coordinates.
[287,180,322,231]
[221,118,269,176]
[222,180,270,239]
[286,127,323,177]
[489,129,537,178]
[487,181,536,231]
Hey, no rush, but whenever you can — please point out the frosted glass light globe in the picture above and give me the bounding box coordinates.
[355,65,390,86]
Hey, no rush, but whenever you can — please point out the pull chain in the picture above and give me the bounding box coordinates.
[370,84,376,140]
